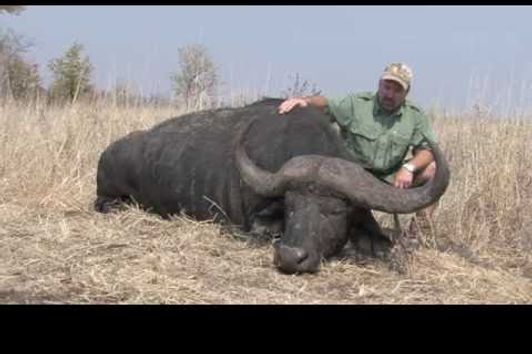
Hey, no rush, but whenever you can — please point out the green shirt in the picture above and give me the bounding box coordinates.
[325,91,437,177]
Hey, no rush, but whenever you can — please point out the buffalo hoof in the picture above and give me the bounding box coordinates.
[353,230,393,260]
[94,196,126,214]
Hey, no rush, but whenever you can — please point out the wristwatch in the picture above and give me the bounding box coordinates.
[402,162,416,173]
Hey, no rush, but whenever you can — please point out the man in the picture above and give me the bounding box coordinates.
[278,62,438,240]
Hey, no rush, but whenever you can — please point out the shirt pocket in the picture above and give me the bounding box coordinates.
[386,130,412,169]
[346,124,380,166]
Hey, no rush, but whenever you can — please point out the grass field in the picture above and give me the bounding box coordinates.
[1,100,530,304]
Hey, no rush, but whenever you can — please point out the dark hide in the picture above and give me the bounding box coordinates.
[96,98,358,227]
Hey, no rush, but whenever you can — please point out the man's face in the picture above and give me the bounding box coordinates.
[377,79,408,113]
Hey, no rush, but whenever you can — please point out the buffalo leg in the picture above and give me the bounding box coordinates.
[349,209,393,258]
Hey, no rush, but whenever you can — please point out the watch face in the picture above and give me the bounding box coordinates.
[403,163,415,173]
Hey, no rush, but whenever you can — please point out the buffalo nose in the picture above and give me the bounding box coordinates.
[278,245,308,264]
[274,244,309,273]
[293,247,308,263]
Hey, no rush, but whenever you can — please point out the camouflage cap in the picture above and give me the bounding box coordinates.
[380,62,413,91]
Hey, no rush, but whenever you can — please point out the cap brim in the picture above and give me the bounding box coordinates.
[381,74,409,91]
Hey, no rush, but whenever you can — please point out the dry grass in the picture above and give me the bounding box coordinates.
[0,100,530,304]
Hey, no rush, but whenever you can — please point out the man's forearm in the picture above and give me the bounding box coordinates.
[408,149,434,172]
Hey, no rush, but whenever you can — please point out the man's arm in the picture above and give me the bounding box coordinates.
[394,148,434,189]
[408,148,435,171]
[395,107,438,188]
[278,96,329,114]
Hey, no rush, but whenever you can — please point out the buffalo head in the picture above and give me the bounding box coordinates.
[235,117,450,274]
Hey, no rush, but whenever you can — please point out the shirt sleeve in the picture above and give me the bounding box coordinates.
[324,95,355,128]
[411,109,438,150]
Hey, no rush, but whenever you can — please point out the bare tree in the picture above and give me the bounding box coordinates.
[6,56,42,101]
[170,43,219,112]
[0,28,41,101]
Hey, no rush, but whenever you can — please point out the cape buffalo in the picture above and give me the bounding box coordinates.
[95,98,450,274]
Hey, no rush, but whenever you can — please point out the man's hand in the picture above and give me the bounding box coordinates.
[278,97,308,115]
[394,168,414,189]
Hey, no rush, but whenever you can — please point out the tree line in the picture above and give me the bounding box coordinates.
[0,6,321,109]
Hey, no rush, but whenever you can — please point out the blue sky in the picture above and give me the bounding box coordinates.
[2,5,532,112]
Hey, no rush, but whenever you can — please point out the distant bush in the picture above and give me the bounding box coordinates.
[48,42,94,104]
[280,72,321,98]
